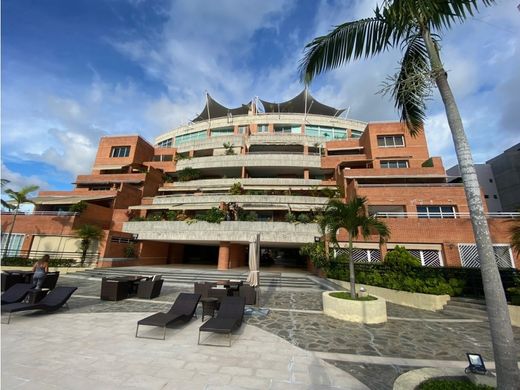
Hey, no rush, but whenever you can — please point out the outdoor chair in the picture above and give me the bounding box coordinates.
[137,277,164,299]
[198,296,246,347]
[1,273,25,292]
[194,282,216,298]
[135,292,201,340]
[239,284,257,305]
[1,286,77,324]
[40,272,60,290]
[208,287,229,308]
[1,283,33,305]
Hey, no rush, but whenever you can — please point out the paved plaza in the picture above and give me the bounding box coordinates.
[2,273,520,389]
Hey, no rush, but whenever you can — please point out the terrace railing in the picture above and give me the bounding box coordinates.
[1,249,99,267]
[373,211,520,219]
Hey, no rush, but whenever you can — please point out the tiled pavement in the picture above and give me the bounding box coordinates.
[2,274,520,389]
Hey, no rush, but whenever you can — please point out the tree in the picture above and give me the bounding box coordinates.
[2,185,39,258]
[299,1,518,386]
[74,224,104,266]
[321,197,390,299]
[510,217,520,256]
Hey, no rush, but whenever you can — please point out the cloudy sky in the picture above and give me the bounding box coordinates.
[2,0,519,193]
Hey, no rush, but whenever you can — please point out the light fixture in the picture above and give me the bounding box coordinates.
[465,353,487,375]
[314,236,321,243]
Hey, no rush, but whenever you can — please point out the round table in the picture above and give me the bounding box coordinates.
[200,297,219,321]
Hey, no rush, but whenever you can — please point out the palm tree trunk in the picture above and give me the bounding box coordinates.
[423,28,519,388]
[3,209,19,258]
[348,231,356,299]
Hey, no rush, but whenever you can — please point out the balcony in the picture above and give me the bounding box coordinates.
[123,221,321,245]
[175,154,321,170]
[75,173,147,184]
[175,135,245,153]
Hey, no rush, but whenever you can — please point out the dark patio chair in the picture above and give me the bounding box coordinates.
[40,272,60,290]
[208,287,229,309]
[1,273,25,292]
[137,278,164,299]
[198,296,246,347]
[100,277,131,301]
[194,282,216,298]
[1,283,33,305]
[239,284,257,305]
[136,293,201,340]
[1,286,77,324]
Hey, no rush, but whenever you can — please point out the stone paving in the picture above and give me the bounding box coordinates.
[2,274,520,389]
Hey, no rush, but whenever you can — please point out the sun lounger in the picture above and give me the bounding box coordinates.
[1,286,77,324]
[135,292,201,340]
[1,283,33,305]
[198,296,245,347]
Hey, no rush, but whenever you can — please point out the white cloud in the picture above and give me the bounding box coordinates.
[1,163,49,192]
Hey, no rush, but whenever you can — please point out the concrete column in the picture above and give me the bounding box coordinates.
[229,244,247,268]
[303,144,309,155]
[218,242,231,270]
[304,169,310,180]
[188,150,195,158]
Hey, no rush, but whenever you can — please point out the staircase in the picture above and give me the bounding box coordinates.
[69,267,322,289]
[442,297,488,320]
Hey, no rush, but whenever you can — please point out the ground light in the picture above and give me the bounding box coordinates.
[465,353,487,374]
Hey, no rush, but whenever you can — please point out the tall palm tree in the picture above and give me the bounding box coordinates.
[2,185,39,258]
[74,224,104,266]
[299,1,518,386]
[322,197,390,299]
[510,217,520,256]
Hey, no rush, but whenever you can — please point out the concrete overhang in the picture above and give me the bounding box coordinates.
[32,194,116,205]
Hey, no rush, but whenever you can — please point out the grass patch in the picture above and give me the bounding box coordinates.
[330,292,377,301]
[418,378,493,390]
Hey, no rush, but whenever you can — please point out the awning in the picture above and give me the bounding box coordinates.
[328,146,364,151]
[260,89,345,117]
[32,194,116,205]
[93,164,128,170]
[192,94,251,122]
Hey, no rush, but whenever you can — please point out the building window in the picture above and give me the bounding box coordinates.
[152,155,173,162]
[274,124,301,134]
[110,146,130,158]
[377,135,405,147]
[257,124,268,133]
[157,138,173,148]
[484,195,489,199]
[416,205,456,218]
[493,195,498,199]
[351,130,363,139]
[305,125,347,140]
[380,160,409,168]
[211,127,234,137]
[238,125,249,134]
[0,233,25,256]
[175,130,207,145]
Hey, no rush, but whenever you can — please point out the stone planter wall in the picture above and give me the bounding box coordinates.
[329,278,450,311]
[509,304,520,327]
[322,291,387,324]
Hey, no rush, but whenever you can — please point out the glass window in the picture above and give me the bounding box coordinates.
[351,130,363,139]
[211,127,234,137]
[257,124,269,133]
[0,233,25,256]
[380,160,409,168]
[275,124,301,133]
[305,125,347,140]
[238,125,249,134]
[110,146,130,158]
[377,135,405,147]
[175,130,207,145]
[417,205,456,218]
[157,138,173,148]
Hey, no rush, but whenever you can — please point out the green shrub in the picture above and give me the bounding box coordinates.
[229,182,244,195]
[124,244,136,258]
[418,378,492,390]
[297,213,311,223]
[329,292,377,301]
[285,212,297,223]
[1,257,76,267]
[384,246,421,269]
[299,242,331,270]
[196,207,226,223]
[146,214,163,221]
[177,167,201,182]
[165,210,178,221]
[130,216,145,221]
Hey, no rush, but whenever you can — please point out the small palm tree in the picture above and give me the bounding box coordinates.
[322,197,390,299]
[299,2,519,386]
[2,185,39,258]
[74,224,104,266]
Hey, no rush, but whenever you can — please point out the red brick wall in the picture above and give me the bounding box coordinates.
[93,135,154,171]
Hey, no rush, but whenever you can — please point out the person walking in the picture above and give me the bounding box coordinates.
[31,255,49,290]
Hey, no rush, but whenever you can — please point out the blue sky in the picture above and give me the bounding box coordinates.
[2,0,519,194]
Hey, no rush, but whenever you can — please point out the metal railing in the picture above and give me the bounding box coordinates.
[1,249,99,267]
[1,211,79,217]
[373,211,520,219]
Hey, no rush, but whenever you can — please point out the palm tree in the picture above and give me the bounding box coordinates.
[299,1,518,386]
[74,224,104,266]
[322,197,390,299]
[510,217,520,256]
[2,185,39,258]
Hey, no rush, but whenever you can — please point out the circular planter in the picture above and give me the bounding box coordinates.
[322,291,387,324]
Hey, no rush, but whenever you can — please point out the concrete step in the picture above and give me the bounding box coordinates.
[442,306,489,320]
[75,268,320,289]
[449,297,486,305]
[444,300,487,311]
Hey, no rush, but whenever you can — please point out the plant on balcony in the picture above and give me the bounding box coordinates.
[196,207,226,223]
[165,210,178,221]
[69,200,87,213]
[2,184,39,258]
[285,212,297,223]
[162,174,175,183]
[421,158,434,167]
[320,187,340,199]
[177,167,201,182]
[146,213,163,221]
[130,216,145,221]
[297,213,312,224]
[174,153,190,162]
[124,243,136,258]
[176,212,189,221]
[223,142,236,155]
[238,210,258,222]
[74,224,104,266]
[229,182,244,195]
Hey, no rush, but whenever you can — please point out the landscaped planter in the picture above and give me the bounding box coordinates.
[329,278,450,311]
[322,291,387,324]
[509,304,520,328]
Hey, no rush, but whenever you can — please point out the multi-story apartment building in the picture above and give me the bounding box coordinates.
[487,143,520,212]
[2,91,518,270]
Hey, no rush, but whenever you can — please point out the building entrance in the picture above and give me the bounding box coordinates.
[260,247,307,269]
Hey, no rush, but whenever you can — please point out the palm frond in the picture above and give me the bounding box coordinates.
[390,33,431,136]
[300,18,394,83]
[511,220,520,256]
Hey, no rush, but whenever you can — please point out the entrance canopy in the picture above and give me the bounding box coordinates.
[260,89,345,117]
